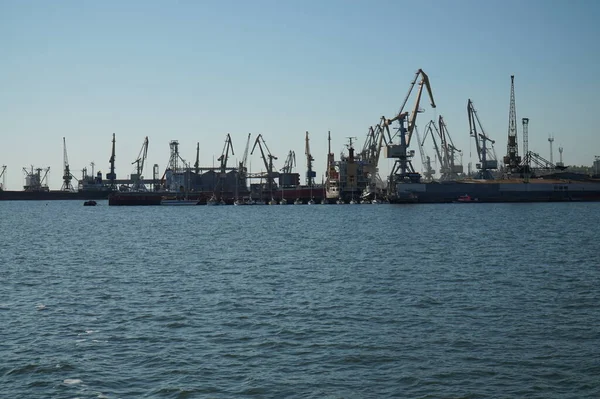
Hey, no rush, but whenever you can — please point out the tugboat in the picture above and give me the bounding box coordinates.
[456,194,479,203]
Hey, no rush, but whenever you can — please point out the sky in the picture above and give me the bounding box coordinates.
[1,0,599,190]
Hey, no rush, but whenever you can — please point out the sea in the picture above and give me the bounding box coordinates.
[1,200,599,398]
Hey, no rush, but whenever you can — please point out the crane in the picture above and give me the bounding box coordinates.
[504,75,521,173]
[384,69,436,189]
[437,116,463,180]
[61,137,74,191]
[305,131,315,187]
[107,133,117,189]
[237,133,252,191]
[194,142,200,175]
[414,125,435,182]
[218,134,235,176]
[131,136,149,191]
[0,165,6,190]
[467,99,497,180]
[250,134,278,197]
[281,150,296,174]
[423,120,444,175]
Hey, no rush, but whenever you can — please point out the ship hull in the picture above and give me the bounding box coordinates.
[0,190,113,201]
[392,180,600,203]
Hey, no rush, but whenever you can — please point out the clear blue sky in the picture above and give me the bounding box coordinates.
[1,0,599,190]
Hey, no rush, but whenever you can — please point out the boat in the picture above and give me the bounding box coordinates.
[320,198,327,204]
[455,194,478,203]
[294,198,302,205]
[391,173,600,203]
[206,194,219,205]
[336,198,345,204]
[307,198,315,205]
[280,198,288,205]
[349,198,357,204]
[83,200,97,206]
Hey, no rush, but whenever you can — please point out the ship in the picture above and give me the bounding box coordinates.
[391,173,600,203]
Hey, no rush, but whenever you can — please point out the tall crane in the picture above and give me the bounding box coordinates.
[384,69,436,189]
[423,120,444,176]
[61,137,74,191]
[218,134,235,176]
[250,134,278,197]
[504,75,521,173]
[414,126,435,182]
[281,150,296,174]
[467,99,497,179]
[194,142,200,175]
[131,136,149,191]
[522,117,530,182]
[438,116,463,180]
[106,133,117,189]
[237,133,252,189]
[0,165,6,190]
[305,131,315,186]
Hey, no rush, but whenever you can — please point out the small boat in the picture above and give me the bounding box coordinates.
[307,198,315,205]
[372,198,382,204]
[294,198,302,205]
[280,198,288,205]
[83,200,97,206]
[254,199,266,205]
[336,198,345,205]
[349,198,357,205]
[233,199,244,206]
[268,198,277,205]
[206,195,219,205]
[456,194,478,203]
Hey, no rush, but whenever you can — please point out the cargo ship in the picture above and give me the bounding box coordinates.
[391,173,600,203]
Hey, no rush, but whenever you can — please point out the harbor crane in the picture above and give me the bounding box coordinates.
[131,136,149,191]
[250,134,278,197]
[305,131,315,187]
[438,116,463,180]
[467,99,497,179]
[218,134,235,176]
[504,75,521,173]
[414,125,435,182]
[238,133,251,188]
[194,142,200,175]
[383,69,436,192]
[281,150,296,174]
[23,166,50,191]
[360,123,388,198]
[107,133,117,189]
[0,165,6,190]
[61,137,75,191]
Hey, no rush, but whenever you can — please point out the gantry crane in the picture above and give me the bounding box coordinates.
[383,69,436,191]
[250,134,278,197]
[467,99,497,180]
[305,131,315,187]
[131,136,149,191]
[61,137,74,191]
[281,150,296,174]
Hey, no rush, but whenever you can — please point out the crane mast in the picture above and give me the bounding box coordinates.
[281,150,296,174]
[131,136,149,191]
[107,133,117,189]
[0,165,6,191]
[414,126,434,182]
[250,134,278,197]
[504,75,521,173]
[194,142,200,175]
[467,99,497,180]
[305,131,315,186]
[385,69,436,192]
[61,137,74,191]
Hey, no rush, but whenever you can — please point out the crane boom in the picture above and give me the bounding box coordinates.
[250,134,278,196]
